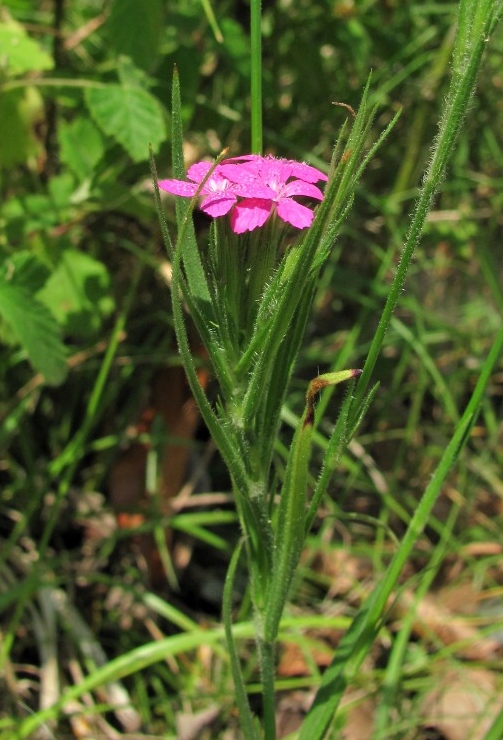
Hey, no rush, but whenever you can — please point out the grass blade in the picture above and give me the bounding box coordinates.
[298,321,503,740]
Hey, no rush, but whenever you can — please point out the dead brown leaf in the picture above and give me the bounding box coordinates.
[108,361,207,587]
[278,637,334,678]
[420,667,501,740]
[391,590,502,661]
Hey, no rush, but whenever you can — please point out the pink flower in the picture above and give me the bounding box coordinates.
[158,154,327,233]
[221,155,326,233]
[158,162,238,218]
[222,154,328,185]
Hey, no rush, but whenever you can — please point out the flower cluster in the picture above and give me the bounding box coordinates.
[158,154,328,234]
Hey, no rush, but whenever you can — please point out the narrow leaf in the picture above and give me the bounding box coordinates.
[349,1,503,429]
[265,370,361,641]
[169,70,213,308]
[223,542,261,740]
[299,323,503,740]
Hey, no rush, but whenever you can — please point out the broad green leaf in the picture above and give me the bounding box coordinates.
[116,55,152,90]
[37,250,114,339]
[0,15,53,77]
[47,172,77,210]
[2,194,60,246]
[0,252,50,292]
[85,83,166,163]
[0,283,67,386]
[59,118,105,181]
[220,17,251,77]
[107,0,163,72]
[0,87,44,169]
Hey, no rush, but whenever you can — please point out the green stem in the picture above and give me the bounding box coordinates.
[250,0,263,153]
[485,706,503,740]
[223,542,261,740]
[200,0,223,42]
[257,635,277,740]
[349,0,502,428]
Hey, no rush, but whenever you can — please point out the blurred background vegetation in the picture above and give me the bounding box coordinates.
[1,0,502,737]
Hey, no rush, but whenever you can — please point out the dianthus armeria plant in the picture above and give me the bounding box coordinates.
[150,1,503,738]
[152,86,380,737]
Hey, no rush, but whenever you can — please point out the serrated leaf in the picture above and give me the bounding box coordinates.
[116,55,151,89]
[0,15,54,77]
[59,118,105,181]
[0,283,68,386]
[85,83,166,162]
[107,0,163,72]
[0,252,50,292]
[37,249,114,340]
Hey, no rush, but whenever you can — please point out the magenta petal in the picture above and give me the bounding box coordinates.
[276,160,296,182]
[251,158,289,185]
[287,160,328,183]
[218,163,264,187]
[223,155,327,183]
[233,182,275,199]
[222,157,278,181]
[230,199,272,233]
[200,193,236,217]
[276,199,314,229]
[158,179,198,196]
[218,163,248,180]
[222,154,261,165]
[283,180,325,200]
[187,161,214,182]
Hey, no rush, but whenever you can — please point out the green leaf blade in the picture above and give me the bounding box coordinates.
[85,84,166,163]
[0,283,68,386]
[0,15,53,77]
[37,249,114,339]
[107,0,164,72]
